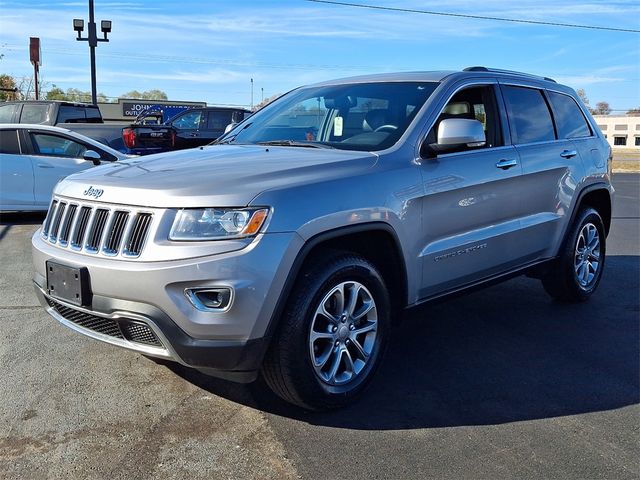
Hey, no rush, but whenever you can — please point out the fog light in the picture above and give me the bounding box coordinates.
[185,288,232,311]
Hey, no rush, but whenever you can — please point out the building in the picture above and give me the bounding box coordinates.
[593,115,640,151]
[97,98,206,123]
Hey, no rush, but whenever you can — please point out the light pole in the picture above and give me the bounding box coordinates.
[250,78,254,110]
[73,0,111,105]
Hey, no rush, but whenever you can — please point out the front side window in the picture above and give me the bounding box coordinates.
[0,104,17,123]
[547,91,591,139]
[20,104,50,124]
[31,133,88,158]
[221,81,439,152]
[502,85,555,144]
[427,85,503,151]
[171,111,202,130]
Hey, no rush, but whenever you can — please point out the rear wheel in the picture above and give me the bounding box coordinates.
[542,207,606,302]
[262,252,390,410]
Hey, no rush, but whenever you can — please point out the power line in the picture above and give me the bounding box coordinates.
[306,0,640,34]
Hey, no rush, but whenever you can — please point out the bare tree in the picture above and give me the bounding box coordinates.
[593,101,611,115]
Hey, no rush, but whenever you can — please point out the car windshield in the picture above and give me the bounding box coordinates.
[221,81,439,151]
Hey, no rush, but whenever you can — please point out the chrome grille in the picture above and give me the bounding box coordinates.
[71,206,92,249]
[125,213,153,257]
[49,201,67,242]
[42,198,153,258]
[85,208,109,252]
[103,211,129,255]
[58,204,77,246]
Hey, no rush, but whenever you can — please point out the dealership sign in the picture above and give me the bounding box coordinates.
[122,102,203,118]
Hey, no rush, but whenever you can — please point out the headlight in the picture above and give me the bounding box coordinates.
[170,207,269,241]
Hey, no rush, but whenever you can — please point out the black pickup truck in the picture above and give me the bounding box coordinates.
[0,100,128,151]
[122,106,250,155]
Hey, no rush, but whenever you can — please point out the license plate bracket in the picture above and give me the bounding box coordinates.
[46,261,91,307]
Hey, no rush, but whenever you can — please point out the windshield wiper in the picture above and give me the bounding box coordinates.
[256,140,334,149]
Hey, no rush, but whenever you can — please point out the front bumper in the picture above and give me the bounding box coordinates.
[33,281,269,382]
[32,228,304,382]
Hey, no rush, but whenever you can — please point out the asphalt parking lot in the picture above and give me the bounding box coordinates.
[1,174,638,480]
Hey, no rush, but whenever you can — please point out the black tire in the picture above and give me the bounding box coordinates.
[261,252,391,410]
[542,207,606,302]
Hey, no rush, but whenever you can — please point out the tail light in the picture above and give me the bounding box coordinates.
[122,128,136,149]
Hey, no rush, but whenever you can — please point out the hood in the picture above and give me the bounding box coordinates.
[55,144,377,208]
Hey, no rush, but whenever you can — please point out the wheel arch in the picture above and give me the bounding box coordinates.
[264,222,408,340]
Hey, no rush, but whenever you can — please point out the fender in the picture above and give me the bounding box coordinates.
[262,222,408,340]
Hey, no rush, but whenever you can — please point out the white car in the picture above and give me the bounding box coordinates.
[0,124,128,212]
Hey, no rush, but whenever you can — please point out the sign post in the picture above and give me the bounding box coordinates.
[29,37,41,100]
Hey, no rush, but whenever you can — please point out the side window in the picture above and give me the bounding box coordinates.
[429,85,503,150]
[85,108,102,123]
[206,111,233,130]
[502,86,555,144]
[31,133,87,158]
[20,104,50,124]
[547,91,592,139]
[0,104,17,123]
[171,111,202,130]
[58,106,87,124]
[0,130,20,154]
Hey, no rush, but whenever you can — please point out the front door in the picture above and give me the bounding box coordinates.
[418,83,525,298]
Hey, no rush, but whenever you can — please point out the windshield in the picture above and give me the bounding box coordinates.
[221,81,439,151]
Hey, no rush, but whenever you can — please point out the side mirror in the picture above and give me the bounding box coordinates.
[83,150,102,166]
[224,122,237,135]
[427,118,486,155]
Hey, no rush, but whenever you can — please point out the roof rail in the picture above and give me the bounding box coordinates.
[463,66,556,83]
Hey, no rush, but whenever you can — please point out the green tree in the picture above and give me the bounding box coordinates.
[0,74,18,101]
[45,84,66,100]
[120,89,168,100]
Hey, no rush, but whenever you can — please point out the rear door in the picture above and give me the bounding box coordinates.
[22,130,99,207]
[199,109,235,144]
[169,109,204,149]
[500,84,585,261]
[0,128,35,210]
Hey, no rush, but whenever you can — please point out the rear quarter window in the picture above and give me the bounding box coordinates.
[502,85,556,144]
[0,130,20,154]
[547,91,592,139]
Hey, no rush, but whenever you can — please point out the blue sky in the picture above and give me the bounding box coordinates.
[1,0,638,111]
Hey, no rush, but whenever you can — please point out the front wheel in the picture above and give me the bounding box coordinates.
[262,252,390,410]
[542,207,606,302]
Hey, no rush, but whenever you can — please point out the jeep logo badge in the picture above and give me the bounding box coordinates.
[83,186,104,199]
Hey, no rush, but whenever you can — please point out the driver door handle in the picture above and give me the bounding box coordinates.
[496,158,518,170]
[560,149,578,159]
[37,164,54,168]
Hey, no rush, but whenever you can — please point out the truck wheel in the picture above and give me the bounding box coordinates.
[262,252,390,410]
[542,207,606,302]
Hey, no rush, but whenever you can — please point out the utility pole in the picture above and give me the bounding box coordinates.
[250,78,254,110]
[73,0,111,105]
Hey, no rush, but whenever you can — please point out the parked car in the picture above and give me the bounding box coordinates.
[0,124,126,212]
[0,100,127,152]
[32,67,613,410]
[122,106,251,155]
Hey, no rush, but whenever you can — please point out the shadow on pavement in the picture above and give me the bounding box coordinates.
[164,254,640,430]
[0,211,46,226]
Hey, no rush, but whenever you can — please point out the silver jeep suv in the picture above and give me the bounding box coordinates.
[32,67,613,410]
